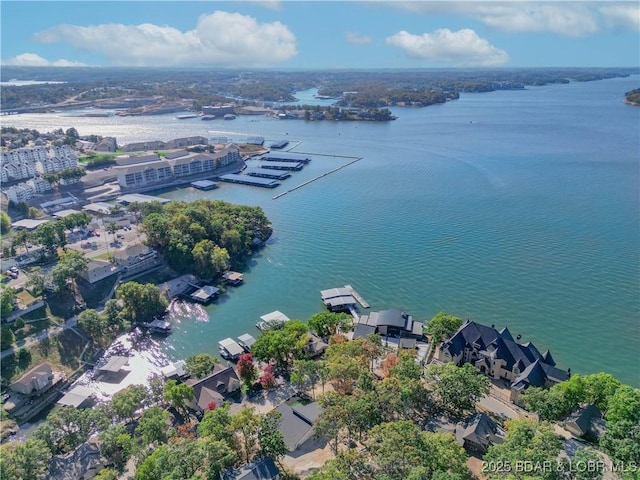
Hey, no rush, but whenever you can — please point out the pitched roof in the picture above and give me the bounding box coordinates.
[455,413,503,451]
[563,404,603,437]
[275,398,323,451]
[221,457,280,480]
[186,364,241,411]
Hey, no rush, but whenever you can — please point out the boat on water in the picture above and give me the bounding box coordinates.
[201,115,216,121]
[218,337,244,361]
[176,114,198,120]
[137,318,171,335]
[256,310,290,331]
[223,114,236,120]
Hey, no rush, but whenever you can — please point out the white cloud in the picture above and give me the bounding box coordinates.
[2,53,87,67]
[346,31,373,45]
[32,11,297,67]
[386,28,509,67]
[599,4,640,31]
[392,2,606,37]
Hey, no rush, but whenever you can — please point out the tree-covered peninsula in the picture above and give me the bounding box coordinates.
[140,199,272,279]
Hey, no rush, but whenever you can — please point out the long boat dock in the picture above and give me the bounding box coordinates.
[272,156,362,200]
[344,284,369,309]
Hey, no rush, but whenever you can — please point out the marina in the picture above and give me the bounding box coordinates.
[237,333,257,352]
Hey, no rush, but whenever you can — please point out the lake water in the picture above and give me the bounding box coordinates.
[3,76,639,387]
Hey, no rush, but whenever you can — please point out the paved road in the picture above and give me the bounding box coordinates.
[1,315,77,359]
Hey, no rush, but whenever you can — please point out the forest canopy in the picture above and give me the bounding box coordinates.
[141,199,271,278]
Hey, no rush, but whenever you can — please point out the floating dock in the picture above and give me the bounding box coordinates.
[270,140,289,149]
[219,174,280,188]
[258,152,311,163]
[260,161,303,171]
[344,285,369,309]
[245,168,291,180]
[191,180,218,191]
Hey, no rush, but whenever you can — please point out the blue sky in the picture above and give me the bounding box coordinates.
[1,1,639,69]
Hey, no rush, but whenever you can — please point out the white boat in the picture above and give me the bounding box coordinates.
[218,337,244,360]
[256,310,290,331]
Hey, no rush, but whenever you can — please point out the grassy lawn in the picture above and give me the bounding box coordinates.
[1,329,95,385]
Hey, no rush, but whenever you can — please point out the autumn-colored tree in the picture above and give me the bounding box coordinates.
[237,353,258,388]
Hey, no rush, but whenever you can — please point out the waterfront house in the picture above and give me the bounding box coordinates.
[10,362,54,396]
[79,259,119,284]
[94,136,117,152]
[436,320,569,403]
[353,308,424,340]
[186,363,241,412]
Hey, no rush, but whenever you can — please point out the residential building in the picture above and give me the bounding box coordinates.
[436,320,569,403]
[49,440,105,480]
[10,362,54,396]
[562,404,606,440]
[94,136,117,152]
[166,136,208,148]
[275,397,323,451]
[78,259,119,284]
[185,363,241,412]
[454,413,504,453]
[353,308,424,340]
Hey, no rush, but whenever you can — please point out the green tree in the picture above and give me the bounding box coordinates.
[116,281,168,323]
[50,250,88,293]
[252,320,309,371]
[307,311,350,337]
[258,410,288,463]
[163,379,193,417]
[484,419,562,480]
[605,385,640,424]
[0,438,52,480]
[523,386,572,421]
[425,362,490,418]
[135,406,171,446]
[198,403,233,444]
[25,267,46,297]
[426,312,463,345]
[582,373,622,413]
[77,309,107,344]
[99,424,136,469]
[229,406,261,463]
[110,385,148,423]
[0,212,11,234]
[0,326,15,350]
[1,287,17,318]
[570,448,605,480]
[184,352,218,379]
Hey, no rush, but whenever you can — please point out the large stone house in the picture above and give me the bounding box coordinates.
[435,320,569,403]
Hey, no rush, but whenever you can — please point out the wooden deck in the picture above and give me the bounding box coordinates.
[344,285,369,309]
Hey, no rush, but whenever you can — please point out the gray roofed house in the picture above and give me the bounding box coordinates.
[10,362,54,396]
[436,320,568,404]
[57,385,95,408]
[353,308,424,339]
[49,440,105,480]
[186,363,241,412]
[222,457,280,480]
[275,397,323,451]
[562,404,605,440]
[455,413,504,453]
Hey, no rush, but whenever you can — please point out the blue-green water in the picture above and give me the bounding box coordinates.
[4,76,639,386]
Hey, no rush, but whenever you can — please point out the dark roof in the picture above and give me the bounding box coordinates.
[275,398,322,451]
[512,358,568,389]
[49,441,104,480]
[563,404,603,437]
[369,308,411,328]
[222,457,280,480]
[353,323,377,339]
[455,413,503,451]
[186,364,241,411]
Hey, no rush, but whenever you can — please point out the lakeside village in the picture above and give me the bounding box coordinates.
[0,129,639,480]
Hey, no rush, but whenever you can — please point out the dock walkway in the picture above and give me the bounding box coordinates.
[344,285,369,309]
